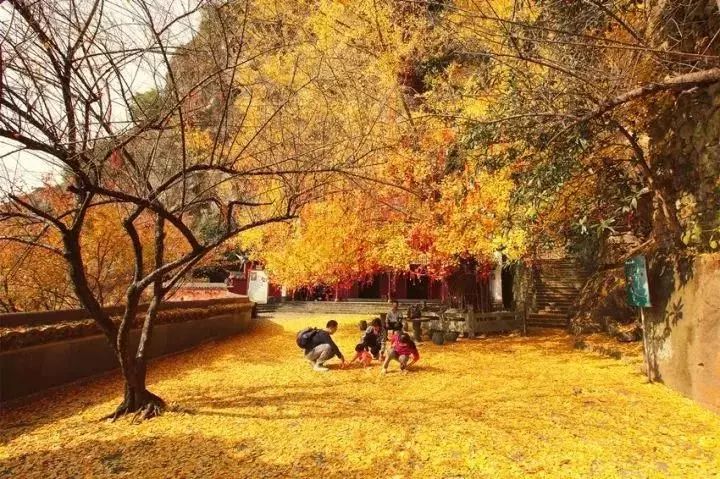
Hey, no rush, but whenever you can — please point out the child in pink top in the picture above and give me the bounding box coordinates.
[381,333,419,374]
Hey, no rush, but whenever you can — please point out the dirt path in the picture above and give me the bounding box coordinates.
[1,313,719,478]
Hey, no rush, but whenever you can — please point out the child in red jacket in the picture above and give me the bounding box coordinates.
[381,333,419,374]
[349,344,374,368]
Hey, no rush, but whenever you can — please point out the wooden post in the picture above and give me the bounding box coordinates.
[412,319,422,342]
[640,308,653,382]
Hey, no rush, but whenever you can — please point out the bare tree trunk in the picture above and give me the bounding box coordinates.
[62,221,160,421]
[107,298,165,422]
[107,292,142,418]
[108,215,167,421]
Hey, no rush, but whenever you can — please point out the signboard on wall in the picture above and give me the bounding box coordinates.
[248,269,269,304]
[624,255,651,308]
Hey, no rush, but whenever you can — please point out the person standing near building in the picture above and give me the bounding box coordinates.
[385,301,403,334]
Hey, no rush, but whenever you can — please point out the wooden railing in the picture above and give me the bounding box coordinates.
[404,306,526,341]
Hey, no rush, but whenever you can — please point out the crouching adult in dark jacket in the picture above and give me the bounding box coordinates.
[304,320,345,372]
[359,318,386,360]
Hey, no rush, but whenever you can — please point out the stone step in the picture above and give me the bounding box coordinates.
[535,273,587,280]
[527,313,568,328]
[536,293,579,300]
[528,312,568,319]
[536,303,574,310]
[538,262,579,266]
[537,309,570,316]
[535,262,585,268]
[535,265,584,270]
[536,305,572,312]
[537,302,578,308]
[536,296,575,302]
[537,266,584,271]
[527,321,568,328]
[526,321,568,328]
[538,287,583,293]
[527,315,568,322]
[536,295,577,302]
[535,277,586,284]
[256,304,278,311]
[536,310,572,316]
[537,259,581,264]
[527,316,568,321]
[536,305,573,311]
[536,301,573,311]
[535,283,580,294]
[536,274,584,280]
[537,278,585,285]
[537,296,575,302]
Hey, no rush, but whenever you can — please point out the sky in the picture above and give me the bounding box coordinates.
[0,144,62,193]
[0,0,203,194]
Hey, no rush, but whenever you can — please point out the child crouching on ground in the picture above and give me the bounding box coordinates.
[349,344,374,368]
[381,333,419,374]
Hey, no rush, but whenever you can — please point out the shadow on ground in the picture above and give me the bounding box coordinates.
[0,319,285,444]
[0,434,383,479]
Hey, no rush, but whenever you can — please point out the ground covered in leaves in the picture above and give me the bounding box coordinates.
[1,313,719,478]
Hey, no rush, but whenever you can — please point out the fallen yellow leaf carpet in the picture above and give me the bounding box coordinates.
[1,313,719,478]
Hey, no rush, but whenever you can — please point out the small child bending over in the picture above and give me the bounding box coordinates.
[349,344,374,368]
[381,333,419,374]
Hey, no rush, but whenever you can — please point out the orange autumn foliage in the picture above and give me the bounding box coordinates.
[0,186,186,312]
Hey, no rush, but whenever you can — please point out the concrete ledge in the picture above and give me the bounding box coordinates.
[474,319,524,333]
[0,296,249,328]
[0,303,253,403]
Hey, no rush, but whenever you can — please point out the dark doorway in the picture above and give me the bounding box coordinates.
[406,267,429,300]
[501,264,514,310]
[358,275,382,299]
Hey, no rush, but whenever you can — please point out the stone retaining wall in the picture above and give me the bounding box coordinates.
[646,254,720,413]
[0,299,253,403]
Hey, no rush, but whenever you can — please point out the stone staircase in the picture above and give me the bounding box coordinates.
[527,258,588,329]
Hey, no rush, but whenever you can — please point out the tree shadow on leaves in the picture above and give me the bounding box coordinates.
[0,319,288,444]
[0,434,383,479]
[643,253,696,383]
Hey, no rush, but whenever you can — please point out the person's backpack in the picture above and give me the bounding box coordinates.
[296,327,318,349]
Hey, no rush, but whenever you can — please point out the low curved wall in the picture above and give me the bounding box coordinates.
[0,300,253,403]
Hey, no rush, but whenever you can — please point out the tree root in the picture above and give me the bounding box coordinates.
[101,390,166,423]
[102,403,131,423]
[130,399,163,424]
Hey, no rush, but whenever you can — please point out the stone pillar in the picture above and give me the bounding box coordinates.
[466,309,477,339]
[491,252,504,310]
